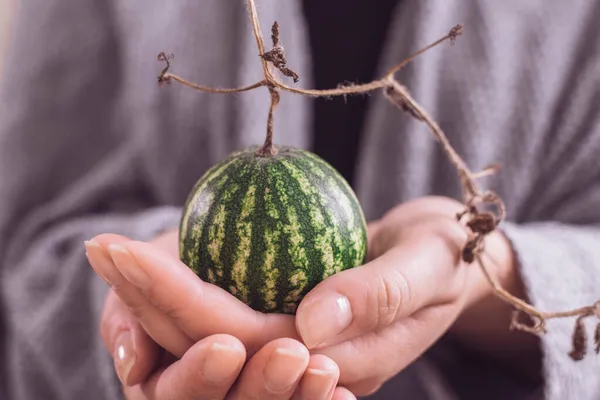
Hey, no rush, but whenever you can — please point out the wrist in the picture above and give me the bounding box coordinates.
[463,228,522,307]
[456,227,526,328]
[451,228,542,381]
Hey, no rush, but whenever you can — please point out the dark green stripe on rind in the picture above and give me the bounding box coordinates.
[179,157,235,263]
[286,155,347,276]
[180,157,240,275]
[277,159,341,300]
[266,164,296,312]
[215,161,252,300]
[182,159,248,283]
[269,159,326,313]
[244,164,271,312]
[294,150,368,267]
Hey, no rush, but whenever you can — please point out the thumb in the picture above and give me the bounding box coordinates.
[295,233,464,349]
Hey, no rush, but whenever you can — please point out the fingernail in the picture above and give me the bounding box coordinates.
[114,330,136,386]
[297,293,352,349]
[264,347,307,393]
[84,240,123,288]
[201,343,244,384]
[300,368,337,400]
[108,244,150,289]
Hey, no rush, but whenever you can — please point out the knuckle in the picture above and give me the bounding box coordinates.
[160,301,190,323]
[122,293,149,321]
[142,284,202,335]
[149,289,198,331]
[127,303,145,321]
[107,285,149,323]
[371,268,410,329]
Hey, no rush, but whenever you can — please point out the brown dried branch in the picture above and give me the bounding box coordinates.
[157,52,174,86]
[472,163,501,179]
[594,323,600,354]
[569,316,588,361]
[157,52,266,94]
[384,24,463,78]
[156,0,600,361]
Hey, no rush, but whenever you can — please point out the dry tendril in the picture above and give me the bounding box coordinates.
[156,0,600,361]
[261,21,299,83]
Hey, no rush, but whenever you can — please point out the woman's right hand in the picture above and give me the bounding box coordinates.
[101,289,346,400]
[86,233,354,399]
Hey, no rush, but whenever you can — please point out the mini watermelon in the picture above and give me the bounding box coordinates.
[179,145,367,314]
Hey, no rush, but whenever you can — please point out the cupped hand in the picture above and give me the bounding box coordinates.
[102,289,345,399]
[86,231,355,399]
[293,196,517,396]
[86,195,515,398]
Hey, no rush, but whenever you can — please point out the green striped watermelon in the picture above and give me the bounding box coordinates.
[179,145,368,314]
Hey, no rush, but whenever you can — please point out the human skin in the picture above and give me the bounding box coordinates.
[87,195,540,398]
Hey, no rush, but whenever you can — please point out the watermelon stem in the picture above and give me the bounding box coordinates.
[256,86,280,157]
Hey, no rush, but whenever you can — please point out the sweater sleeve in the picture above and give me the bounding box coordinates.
[499,31,600,400]
[501,221,600,400]
[1,208,182,400]
[492,4,600,395]
[496,46,600,397]
[0,2,183,399]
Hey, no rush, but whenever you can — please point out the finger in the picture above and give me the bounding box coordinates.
[99,289,161,386]
[228,338,310,400]
[149,229,179,257]
[86,238,194,358]
[331,387,357,400]
[314,302,461,390]
[93,235,298,354]
[365,221,383,261]
[343,378,382,398]
[125,334,246,400]
[296,224,467,349]
[368,197,468,260]
[292,354,339,400]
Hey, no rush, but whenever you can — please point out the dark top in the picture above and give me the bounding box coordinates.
[302,0,400,187]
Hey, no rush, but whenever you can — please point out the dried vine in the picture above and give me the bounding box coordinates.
[156,0,600,360]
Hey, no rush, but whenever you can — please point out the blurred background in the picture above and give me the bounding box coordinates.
[0,0,16,78]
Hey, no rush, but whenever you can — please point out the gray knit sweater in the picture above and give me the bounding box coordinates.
[1,1,599,399]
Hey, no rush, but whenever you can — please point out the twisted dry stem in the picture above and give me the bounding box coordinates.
[157,0,600,360]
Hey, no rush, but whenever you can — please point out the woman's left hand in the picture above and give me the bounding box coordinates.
[295,196,521,396]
